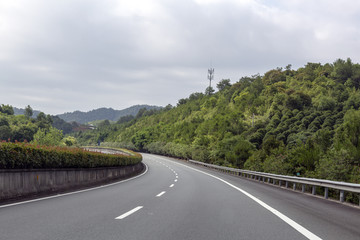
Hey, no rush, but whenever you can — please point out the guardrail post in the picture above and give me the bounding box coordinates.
[273,179,276,185]
[268,178,270,183]
[312,186,316,195]
[324,187,328,199]
[279,180,282,187]
[285,181,289,188]
[293,183,296,191]
[340,190,345,202]
[302,184,305,193]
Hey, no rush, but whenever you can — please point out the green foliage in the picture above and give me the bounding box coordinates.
[0,104,14,115]
[0,105,70,144]
[0,124,11,141]
[205,86,215,95]
[262,69,286,85]
[74,58,360,185]
[222,137,255,168]
[217,79,231,91]
[24,105,33,118]
[316,149,353,182]
[51,115,74,134]
[131,129,154,151]
[117,115,135,124]
[0,142,142,169]
[97,119,111,128]
[32,127,64,146]
[63,136,77,146]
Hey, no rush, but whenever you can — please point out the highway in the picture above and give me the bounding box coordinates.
[1,153,360,240]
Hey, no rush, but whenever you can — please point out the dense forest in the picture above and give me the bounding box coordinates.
[74,58,360,185]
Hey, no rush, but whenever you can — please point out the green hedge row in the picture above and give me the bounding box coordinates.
[0,142,142,169]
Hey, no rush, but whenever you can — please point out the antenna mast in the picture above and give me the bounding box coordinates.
[208,67,214,88]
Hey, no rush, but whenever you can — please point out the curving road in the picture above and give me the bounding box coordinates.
[1,154,360,240]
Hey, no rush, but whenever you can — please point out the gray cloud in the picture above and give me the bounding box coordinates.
[1,0,360,114]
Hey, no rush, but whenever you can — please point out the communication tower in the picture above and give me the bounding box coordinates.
[208,68,214,88]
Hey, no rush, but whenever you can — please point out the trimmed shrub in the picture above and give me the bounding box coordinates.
[0,142,142,169]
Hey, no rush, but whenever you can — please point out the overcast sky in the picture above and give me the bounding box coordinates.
[1,0,360,114]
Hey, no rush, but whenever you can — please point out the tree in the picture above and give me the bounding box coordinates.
[24,105,33,118]
[117,115,135,124]
[177,98,188,106]
[32,127,63,146]
[0,125,11,140]
[0,104,14,115]
[332,58,353,84]
[63,136,77,146]
[216,79,231,91]
[189,92,204,101]
[205,86,215,95]
[12,125,37,142]
[98,119,111,128]
[36,112,52,129]
[0,117,11,140]
[132,130,152,150]
[262,69,286,85]
[136,108,147,118]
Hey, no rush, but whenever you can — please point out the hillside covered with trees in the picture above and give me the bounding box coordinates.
[75,58,360,185]
[0,105,76,146]
[57,105,161,124]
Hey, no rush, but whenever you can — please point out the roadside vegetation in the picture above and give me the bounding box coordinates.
[74,58,360,185]
[0,142,142,169]
[0,105,142,168]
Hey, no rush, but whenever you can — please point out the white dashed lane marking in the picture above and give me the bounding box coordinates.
[115,206,143,220]
[156,191,166,197]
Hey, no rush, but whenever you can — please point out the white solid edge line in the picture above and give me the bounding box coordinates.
[0,163,149,209]
[150,155,322,240]
[156,191,166,197]
[115,206,143,220]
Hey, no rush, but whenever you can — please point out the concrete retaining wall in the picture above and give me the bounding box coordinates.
[0,163,144,201]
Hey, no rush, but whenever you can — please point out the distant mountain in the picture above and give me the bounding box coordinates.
[57,105,162,124]
[13,107,41,118]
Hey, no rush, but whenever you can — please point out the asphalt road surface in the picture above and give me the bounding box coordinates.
[1,153,360,240]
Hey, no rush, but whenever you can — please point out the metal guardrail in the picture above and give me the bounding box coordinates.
[189,160,360,205]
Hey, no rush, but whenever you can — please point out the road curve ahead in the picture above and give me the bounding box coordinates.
[1,154,360,240]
